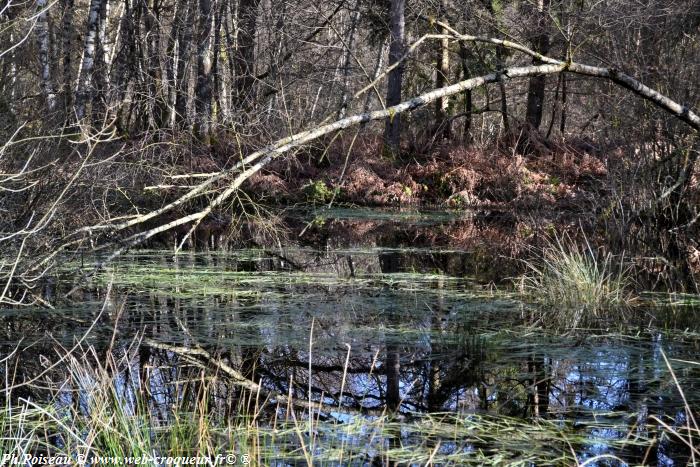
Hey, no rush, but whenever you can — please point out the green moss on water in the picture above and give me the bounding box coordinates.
[12,248,699,465]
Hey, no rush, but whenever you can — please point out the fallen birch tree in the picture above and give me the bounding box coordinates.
[37,28,700,291]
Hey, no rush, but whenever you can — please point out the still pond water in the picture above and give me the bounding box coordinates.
[2,209,699,465]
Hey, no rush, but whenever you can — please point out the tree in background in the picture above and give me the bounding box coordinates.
[383,0,406,155]
[0,0,698,297]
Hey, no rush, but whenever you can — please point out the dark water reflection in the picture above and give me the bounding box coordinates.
[1,210,699,465]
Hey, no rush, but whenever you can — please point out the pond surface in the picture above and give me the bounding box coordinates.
[1,209,699,465]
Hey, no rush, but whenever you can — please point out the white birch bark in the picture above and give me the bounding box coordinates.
[75,31,699,258]
[74,0,103,120]
[36,0,56,112]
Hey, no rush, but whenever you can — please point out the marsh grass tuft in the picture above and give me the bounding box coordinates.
[520,234,633,328]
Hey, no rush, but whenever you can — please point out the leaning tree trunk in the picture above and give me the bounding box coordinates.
[525,0,551,130]
[67,33,700,267]
[75,0,104,121]
[36,0,56,112]
[195,0,214,140]
[383,0,406,155]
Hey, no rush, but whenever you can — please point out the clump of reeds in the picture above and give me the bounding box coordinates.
[0,344,240,463]
[520,234,633,328]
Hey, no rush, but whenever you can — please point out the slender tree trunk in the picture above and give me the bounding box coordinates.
[496,47,509,133]
[112,0,135,131]
[458,42,472,142]
[433,3,450,140]
[212,0,226,124]
[427,277,446,411]
[166,0,187,127]
[61,0,74,113]
[131,0,147,129]
[233,0,261,109]
[49,13,59,80]
[106,1,123,71]
[195,0,214,139]
[545,73,561,139]
[10,35,17,107]
[383,0,406,155]
[144,0,165,128]
[175,0,195,127]
[385,345,400,412]
[337,4,361,119]
[527,355,549,417]
[223,0,237,117]
[525,0,551,130]
[93,0,110,120]
[560,74,567,134]
[36,0,56,112]
[98,0,110,79]
[363,38,388,113]
[75,0,104,121]
[488,0,509,133]
[0,13,18,131]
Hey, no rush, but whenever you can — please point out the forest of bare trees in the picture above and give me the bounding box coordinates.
[1,0,696,137]
[1,0,700,303]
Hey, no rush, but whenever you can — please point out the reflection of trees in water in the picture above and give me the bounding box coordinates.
[0,309,693,422]
[1,250,698,463]
[1,318,695,463]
